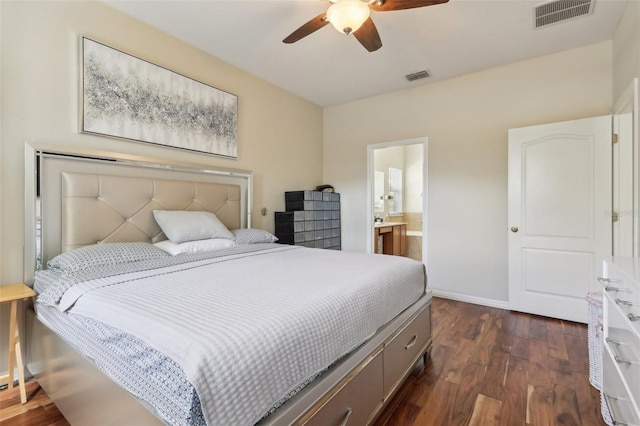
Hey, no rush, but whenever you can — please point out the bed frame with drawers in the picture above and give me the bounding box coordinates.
[23,145,432,425]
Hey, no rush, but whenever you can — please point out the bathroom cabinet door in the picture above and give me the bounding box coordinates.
[392,225,406,256]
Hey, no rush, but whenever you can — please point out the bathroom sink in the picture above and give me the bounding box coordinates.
[374,222,392,227]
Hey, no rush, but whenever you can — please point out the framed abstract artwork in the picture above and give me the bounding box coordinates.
[81,37,238,159]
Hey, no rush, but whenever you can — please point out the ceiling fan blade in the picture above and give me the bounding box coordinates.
[353,18,382,52]
[283,14,329,44]
[369,0,449,12]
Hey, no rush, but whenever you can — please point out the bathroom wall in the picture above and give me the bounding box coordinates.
[374,144,423,229]
[373,146,403,219]
[373,143,424,262]
[403,144,423,232]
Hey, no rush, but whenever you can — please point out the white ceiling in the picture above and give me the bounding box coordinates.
[104,0,629,107]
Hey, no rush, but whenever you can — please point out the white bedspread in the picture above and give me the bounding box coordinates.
[59,245,425,425]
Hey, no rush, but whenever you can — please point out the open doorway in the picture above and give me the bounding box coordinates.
[366,137,428,265]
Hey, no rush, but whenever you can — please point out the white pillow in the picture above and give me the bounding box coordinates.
[153,210,234,243]
[154,238,236,256]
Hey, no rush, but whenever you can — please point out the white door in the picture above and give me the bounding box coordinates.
[508,116,612,323]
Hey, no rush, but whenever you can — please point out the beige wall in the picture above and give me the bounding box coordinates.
[0,1,323,284]
[324,42,612,303]
[613,0,640,101]
[0,1,323,372]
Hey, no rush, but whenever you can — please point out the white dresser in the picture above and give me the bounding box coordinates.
[601,257,640,425]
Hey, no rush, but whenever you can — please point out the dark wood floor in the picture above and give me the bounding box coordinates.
[0,297,604,426]
[0,379,68,426]
[375,298,605,426]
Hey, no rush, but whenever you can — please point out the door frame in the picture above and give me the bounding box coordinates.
[612,77,639,256]
[366,137,429,266]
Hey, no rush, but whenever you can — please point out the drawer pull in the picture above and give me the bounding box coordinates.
[616,299,639,307]
[405,334,418,350]
[599,277,622,284]
[602,393,637,426]
[606,338,640,365]
[603,393,622,425]
[339,408,353,426]
[599,278,628,293]
[628,313,640,322]
[605,285,629,293]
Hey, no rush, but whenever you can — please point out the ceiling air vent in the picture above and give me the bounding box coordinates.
[405,70,430,82]
[534,0,594,28]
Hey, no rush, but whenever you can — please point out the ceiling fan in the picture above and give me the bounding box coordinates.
[283,0,449,52]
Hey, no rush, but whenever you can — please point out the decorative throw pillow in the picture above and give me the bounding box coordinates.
[153,210,234,243]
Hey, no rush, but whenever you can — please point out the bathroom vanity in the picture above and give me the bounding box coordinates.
[374,223,407,256]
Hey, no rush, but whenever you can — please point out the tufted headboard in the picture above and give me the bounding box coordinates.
[24,146,252,284]
[61,172,241,252]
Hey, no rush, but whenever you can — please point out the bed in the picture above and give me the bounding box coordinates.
[23,145,432,426]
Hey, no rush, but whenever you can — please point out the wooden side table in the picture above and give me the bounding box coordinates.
[0,283,36,404]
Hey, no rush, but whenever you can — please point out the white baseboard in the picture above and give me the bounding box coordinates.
[430,289,510,310]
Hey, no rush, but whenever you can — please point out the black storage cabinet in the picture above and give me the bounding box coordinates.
[274,190,341,250]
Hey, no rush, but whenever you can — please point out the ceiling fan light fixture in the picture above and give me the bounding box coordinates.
[327,0,371,35]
